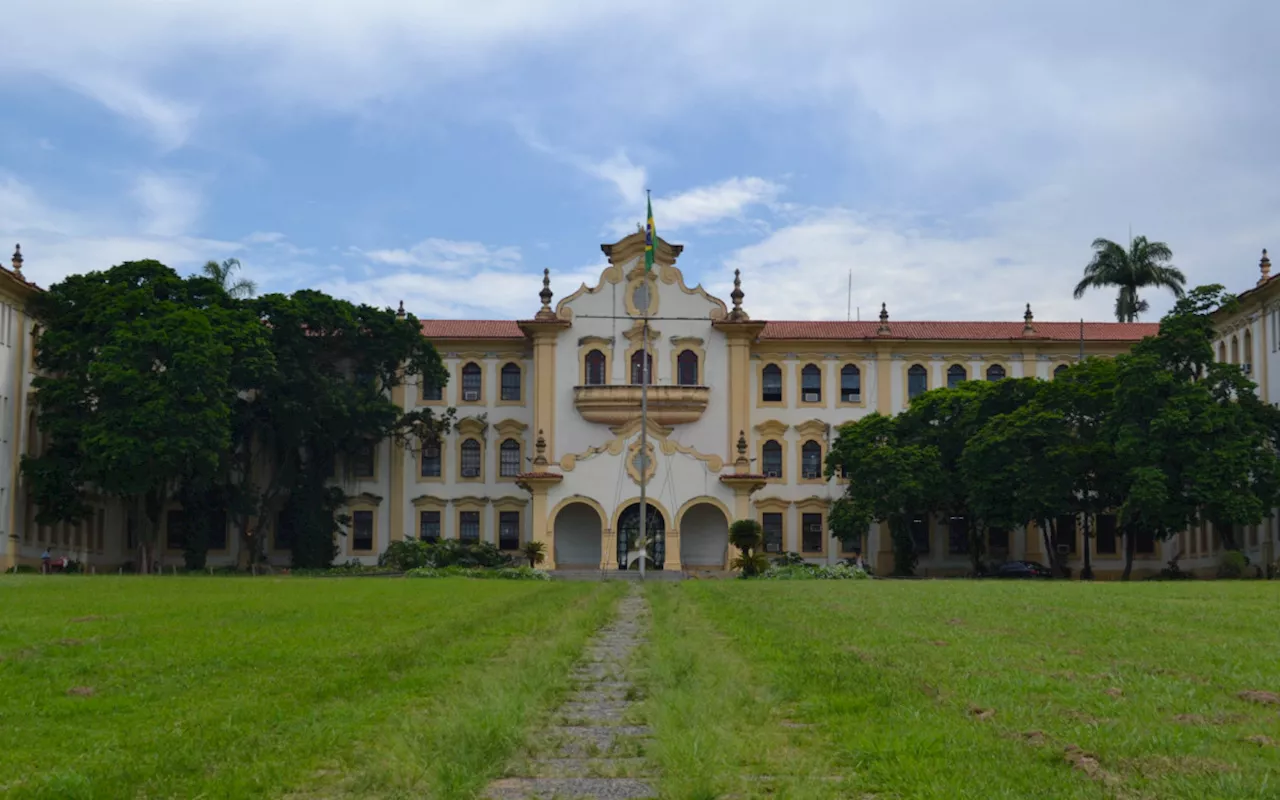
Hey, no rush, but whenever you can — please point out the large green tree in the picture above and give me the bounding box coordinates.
[1073,236,1186,322]
[23,260,272,572]
[202,257,257,299]
[826,413,944,576]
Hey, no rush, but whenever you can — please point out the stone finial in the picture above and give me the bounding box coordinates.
[11,244,23,278]
[726,268,749,321]
[734,430,751,474]
[396,299,405,318]
[533,429,548,467]
[876,302,890,335]
[1260,249,1272,286]
[1023,302,1035,334]
[535,268,557,320]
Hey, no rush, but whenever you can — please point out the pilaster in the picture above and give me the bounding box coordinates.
[388,381,407,542]
[876,344,892,413]
[601,528,617,570]
[663,528,681,571]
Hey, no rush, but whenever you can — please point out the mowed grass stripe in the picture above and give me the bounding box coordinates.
[672,581,1280,800]
[0,577,624,799]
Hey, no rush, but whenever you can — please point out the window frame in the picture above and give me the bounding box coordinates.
[676,349,699,386]
[459,437,483,482]
[459,361,484,404]
[798,362,823,406]
[761,439,784,480]
[760,363,784,404]
[499,437,522,478]
[498,361,524,404]
[838,363,863,406]
[907,364,929,401]
[947,363,968,388]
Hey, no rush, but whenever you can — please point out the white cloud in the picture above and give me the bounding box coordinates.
[361,238,522,272]
[657,178,781,231]
[132,172,204,237]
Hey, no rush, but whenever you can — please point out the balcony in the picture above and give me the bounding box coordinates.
[573,384,710,426]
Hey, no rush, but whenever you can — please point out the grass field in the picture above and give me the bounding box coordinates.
[0,576,623,799]
[3,577,1279,799]
[641,580,1280,799]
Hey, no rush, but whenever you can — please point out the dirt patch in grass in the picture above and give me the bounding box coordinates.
[58,638,83,646]
[1172,712,1244,726]
[66,686,95,697]
[1021,730,1048,746]
[1063,745,1120,786]
[69,615,102,623]
[1104,687,1123,698]
[931,640,949,647]
[1242,735,1277,747]
[967,705,995,721]
[947,618,964,626]
[1125,755,1236,777]
[1237,690,1280,706]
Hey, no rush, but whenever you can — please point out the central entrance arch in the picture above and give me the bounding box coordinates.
[616,502,665,570]
[554,501,603,568]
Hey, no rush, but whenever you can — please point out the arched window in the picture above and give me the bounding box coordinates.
[460,439,482,479]
[840,364,861,402]
[801,363,822,402]
[1053,364,1069,380]
[947,364,967,388]
[677,349,699,386]
[1218,342,1227,362]
[1231,336,1240,365]
[461,362,482,402]
[907,364,928,400]
[500,362,521,401]
[421,438,442,478]
[762,440,783,478]
[499,438,521,477]
[801,440,822,480]
[761,364,783,402]
[585,349,607,385]
[630,349,653,385]
[986,364,1006,382]
[1244,330,1254,372]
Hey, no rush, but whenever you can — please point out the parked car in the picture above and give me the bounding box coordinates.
[992,560,1054,579]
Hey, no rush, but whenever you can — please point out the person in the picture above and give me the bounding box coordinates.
[41,548,51,574]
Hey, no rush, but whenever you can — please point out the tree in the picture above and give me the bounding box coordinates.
[203,257,257,299]
[521,540,546,569]
[23,260,272,573]
[826,413,943,576]
[728,518,769,576]
[1073,236,1186,323]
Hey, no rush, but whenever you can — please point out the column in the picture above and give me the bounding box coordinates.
[663,528,681,571]
[601,528,617,570]
[876,345,892,413]
[530,488,555,569]
[725,335,752,455]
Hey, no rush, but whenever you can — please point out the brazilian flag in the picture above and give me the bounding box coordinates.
[644,192,656,272]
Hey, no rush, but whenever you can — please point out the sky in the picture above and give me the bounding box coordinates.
[2,1,1277,324]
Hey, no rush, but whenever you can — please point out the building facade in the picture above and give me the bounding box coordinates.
[9,232,1267,578]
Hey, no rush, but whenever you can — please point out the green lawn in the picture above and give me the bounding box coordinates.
[0,576,623,799]
[641,580,1280,799]
[5,577,1279,799]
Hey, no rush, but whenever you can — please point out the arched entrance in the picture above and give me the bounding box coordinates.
[616,502,665,570]
[554,502,603,568]
[679,502,729,568]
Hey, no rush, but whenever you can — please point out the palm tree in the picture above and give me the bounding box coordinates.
[1073,236,1185,323]
[202,257,257,299]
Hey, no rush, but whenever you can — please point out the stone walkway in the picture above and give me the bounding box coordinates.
[483,588,656,800]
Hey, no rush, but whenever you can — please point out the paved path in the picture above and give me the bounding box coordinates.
[483,588,656,799]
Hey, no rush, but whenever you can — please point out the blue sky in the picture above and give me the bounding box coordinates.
[2,0,1277,323]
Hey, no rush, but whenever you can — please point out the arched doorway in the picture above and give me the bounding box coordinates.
[554,502,603,568]
[617,502,665,570]
[680,503,729,568]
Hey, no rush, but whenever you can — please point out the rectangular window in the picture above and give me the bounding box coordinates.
[948,515,969,554]
[352,442,376,478]
[166,510,186,551]
[988,526,1009,552]
[911,514,930,553]
[1095,514,1117,554]
[801,513,823,553]
[421,376,443,402]
[498,511,520,550]
[762,513,784,553]
[459,511,481,541]
[500,443,521,477]
[419,510,441,542]
[352,509,374,551]
[421,439,441,477]
[1056,514,1077,554]
[1136,527,1155,555]
[500,367,521,401]
[840,368,861,402]
[208,510,228,551]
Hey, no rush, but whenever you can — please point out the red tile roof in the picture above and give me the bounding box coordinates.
[417,317,1158,342]
[757,320,1159,342]
[418,320,525,340]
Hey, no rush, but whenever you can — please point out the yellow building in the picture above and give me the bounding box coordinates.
[9,233,1210,577]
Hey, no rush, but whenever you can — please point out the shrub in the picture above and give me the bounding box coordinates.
[772,551,808,566]
[405,565,550,580]
[728,519,767,577]
[520,540,547,568]
[760,563,870,580]
[1218,550,1249,579]
[378,539,514,571]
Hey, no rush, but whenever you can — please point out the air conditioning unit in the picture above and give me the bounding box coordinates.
[463,390,480,401]
[807,523,822,533]
[843,393,860,402]
[803,392,820,402]
[461,468,479,478]
[802,470,819,479]
[765,470,779,478]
